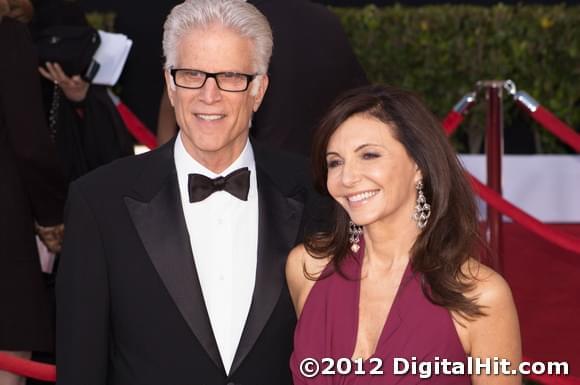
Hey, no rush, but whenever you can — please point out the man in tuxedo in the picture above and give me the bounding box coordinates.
[56,1,326,384]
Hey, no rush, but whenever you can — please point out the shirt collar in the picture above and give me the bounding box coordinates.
[174,132,255,178]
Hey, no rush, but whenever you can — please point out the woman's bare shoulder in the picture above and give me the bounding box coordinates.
[285,244,331,316]
[458,258,521,383]
[460,259,514,308]
[287,244,329,275]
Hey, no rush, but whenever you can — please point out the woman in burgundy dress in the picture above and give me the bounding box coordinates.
[286,85,521,385]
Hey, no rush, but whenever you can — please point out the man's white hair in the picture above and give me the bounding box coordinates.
[162,0,273,76]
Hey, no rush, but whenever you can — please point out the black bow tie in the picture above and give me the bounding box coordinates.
[188,167,250,203]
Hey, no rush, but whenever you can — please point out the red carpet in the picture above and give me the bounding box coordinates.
[501,223,580,377]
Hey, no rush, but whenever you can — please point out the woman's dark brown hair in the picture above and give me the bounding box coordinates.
[306,84,485,319]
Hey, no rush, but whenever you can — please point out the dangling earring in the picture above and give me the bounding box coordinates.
[348,221,363,253]
[413,180,431,229]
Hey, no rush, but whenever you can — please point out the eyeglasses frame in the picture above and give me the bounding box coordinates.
[169,68,258,92]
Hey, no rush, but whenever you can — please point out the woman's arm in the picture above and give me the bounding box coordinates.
[465,263,522,385]
[285,244,328,317]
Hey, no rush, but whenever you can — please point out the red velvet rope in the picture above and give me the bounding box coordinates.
[469,175,580,254]
[442,110,464,136]
[0,352,56,382]
[440,106,580,255]
[116,102,159,150]
[526,105,580,152]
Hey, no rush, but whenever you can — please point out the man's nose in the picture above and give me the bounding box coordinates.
[198,77,222,103]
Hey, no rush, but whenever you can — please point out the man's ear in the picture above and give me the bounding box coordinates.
[252,74,269,112]
[164,69,176,107]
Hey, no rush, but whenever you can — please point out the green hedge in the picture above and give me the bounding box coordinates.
[332,4,580,153]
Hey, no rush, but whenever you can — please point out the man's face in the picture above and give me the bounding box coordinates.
[165,24,268,172]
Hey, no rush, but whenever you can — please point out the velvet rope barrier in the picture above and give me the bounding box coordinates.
[469,175,580,254]
[116,102,159,150]
[107,90,158,150]
[441,91,477,136]
[440,101,580,255]
[514,91,580,152]
[441,111,463,136]
[0,352,56,382]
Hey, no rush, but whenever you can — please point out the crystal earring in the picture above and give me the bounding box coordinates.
[348,221,363,253]
[412,180,431,229]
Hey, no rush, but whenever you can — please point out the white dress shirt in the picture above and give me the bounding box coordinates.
[174,133,259,374]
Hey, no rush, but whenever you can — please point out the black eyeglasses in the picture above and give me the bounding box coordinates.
[170,68,257,92]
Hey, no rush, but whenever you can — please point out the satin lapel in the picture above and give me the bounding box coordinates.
[229,166,303,374]
[124,151,225,373]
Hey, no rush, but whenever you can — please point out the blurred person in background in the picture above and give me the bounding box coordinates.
[2,0,33,22]
[9,0,134,184]
[0,2,65,384]
[247,0,368,155]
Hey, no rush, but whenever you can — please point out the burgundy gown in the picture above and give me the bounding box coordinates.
[291,237,471,384]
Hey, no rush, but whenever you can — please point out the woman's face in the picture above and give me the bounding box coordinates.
[325,113,421,228]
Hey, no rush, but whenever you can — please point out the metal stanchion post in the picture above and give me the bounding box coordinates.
[478,80,504,272]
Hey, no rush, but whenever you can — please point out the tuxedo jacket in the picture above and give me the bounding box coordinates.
[56,138,328,385]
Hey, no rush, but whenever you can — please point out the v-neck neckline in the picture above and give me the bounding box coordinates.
[349,239,412,362]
